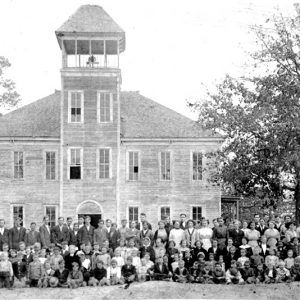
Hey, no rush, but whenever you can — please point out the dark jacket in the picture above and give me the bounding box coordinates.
[77,225,94,246]
[152,263,170,279]
[25,230,41,246]
[9,226,26,250]
[107,228,119,250]
[64,253,80,271]
[0,228,9,251]
[228,229,244,247]
[39,224,51,248]
[53,269,69,285]
[140,245,156,262]
[51,225,70,245]
[121,264,137,278]
[69,230,79,247]
[91,267,107,281]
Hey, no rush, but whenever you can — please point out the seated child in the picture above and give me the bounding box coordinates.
[88,260,108,286]
[276,260,290,283]
[189,261,200,283]
[39,248,47,265]
[107,259,123,285]
[178,240,189,259]
[240,261,255,284]
[91,243,101,269]
[198,262,214,284]
[140,237,155,263]
[171,253,179,273]
[98,247,111,269]
[131,250,141,269]
[284,250,295,270]
[290,257,300,281]
[49,246,63,270]
[0,252,13,288]
[125,239,139,261]
[112,249,125,267]
[250,246,264,269]
[191,240,208,261]
[225,260,244,284]
[212,262,226,284]
[12,251,27,288]
[239,237,252,257]
[218,255,226,272]
[78,251,92,286]
[254,263,265,283]
[172,259,189,283]
[137,258,149,282]
[144,253,154,270]
[40,261,55,288]
[264,265,277,284]
[149,257,172,281]
[237,249,250,269]
[265,247,279,269]
[51,259,69,288]
[67,261,83,289]
[28,253,43,287]
[184,250,194,272]
[153,238,166,259]
[224,246,238,270]
[121,256,137,288]
[115,239,127,261]
[207,253,216,271]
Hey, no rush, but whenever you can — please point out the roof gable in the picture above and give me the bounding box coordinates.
[0,91,215,139]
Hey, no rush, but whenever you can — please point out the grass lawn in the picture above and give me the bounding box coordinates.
[2,281,300,299]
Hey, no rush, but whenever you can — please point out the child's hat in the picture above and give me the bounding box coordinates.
[197,252,205,258]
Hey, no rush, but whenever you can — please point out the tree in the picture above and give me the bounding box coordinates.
[0,56,20,110]
[189,11,300,224]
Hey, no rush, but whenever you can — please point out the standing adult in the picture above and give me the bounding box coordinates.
[39,216,51,249]
[66,217,73,231]
[127,221,140,246]
[9,217,26,250]
[51,217,70,247]
[108,222,119,251]
[179,213,188,230]
[169,221,185,249]
[228,220,244,248]
[245,221,260,250]
[0,219,9,251]
[212,217,228,249]
[69,222,79,247]
[264,221,280,247]
[78,216,84,229]
[184,220,197,247]
[25,222,41,247]
[154,221,169,244]
[93,219,108,248]
[118,219,130,242]
[139,221,154,243]
[137,213,152,231]
[105,219,112,235]
[197,219,213,251]
[256,219,267,236]
[77,216,94,246]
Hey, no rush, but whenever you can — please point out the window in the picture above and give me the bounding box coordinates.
[13,206,24,226]
[192,206,202,222]
[68,148,82,179]
[128,151,139,181]
[160,206,170,220]
[14,151,24,179]
[192,152,203,180]
[97,92,113,123]
[45,206,56,228]
[68,91,84,123]
[46,151,56,180]
[128,207,139,223]
[160,152,171,180]
[99,148,110,179]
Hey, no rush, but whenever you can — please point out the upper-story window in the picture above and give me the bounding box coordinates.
[14,151,23,179]
[99,148,111,179]
[192,152,203,180]
[45,151,56,180]
[68,91,84,123]
[160,151,171,180]
[97,92,113,123]
[127,151,139,181]
[68,148,83,180]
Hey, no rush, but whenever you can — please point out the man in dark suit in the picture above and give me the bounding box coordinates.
[39,216,51,248]
[256,219,267,236]
[228,221,244,247]
[0,219,9,251]
[179,213,188,230]
[25,222,41,247]
[51,217,70,246]
[9,217,26,250]
[137,213,152,230]
[77,216,94,246]
[107,222,119,250]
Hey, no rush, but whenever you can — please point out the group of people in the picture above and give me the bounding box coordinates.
[0,212,300,289]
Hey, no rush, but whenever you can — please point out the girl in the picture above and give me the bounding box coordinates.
[154,238,166,259]
[178,240,190,259]
[112,248,125,267]
[67,261,83,288]
[106,259,123,285]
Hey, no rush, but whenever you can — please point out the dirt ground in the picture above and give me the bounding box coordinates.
[1,281,300,300]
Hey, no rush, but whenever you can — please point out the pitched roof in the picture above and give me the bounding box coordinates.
[0,91,216,139]
[56,5,124,34]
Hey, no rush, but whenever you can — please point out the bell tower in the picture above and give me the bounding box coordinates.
[55,5,125,223]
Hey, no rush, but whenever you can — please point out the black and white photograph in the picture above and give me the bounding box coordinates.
[0,0,300,299]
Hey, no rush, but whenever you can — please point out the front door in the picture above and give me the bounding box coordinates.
[78,214,102,228]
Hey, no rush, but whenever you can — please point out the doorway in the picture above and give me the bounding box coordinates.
[78,214,102,228]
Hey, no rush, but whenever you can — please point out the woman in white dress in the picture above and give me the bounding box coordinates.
[197,219,213,251]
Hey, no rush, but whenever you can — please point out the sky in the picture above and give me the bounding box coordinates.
[0,0,298,118]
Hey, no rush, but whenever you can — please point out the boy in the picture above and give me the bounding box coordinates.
[88,260,108,286]
[121,256,137,289]
[212,262,226,284]
[189,261,200,283]
[67,261,83,288]
[0,252,13,288]
[149,256,171,281]
[49,246,63,270]
[52,259,69,287]
[290,257,300,281]
[237,248,250,269]
[172,259,189,283]
[98,247,111,268]
[276,260,290,283]
[107,259,123,285]
[240,261,255,283]
[199,262,214,284]
[284,249,294,270]
[225,260,244,284]
[40,261,55,288]
[28,253,43,287]
[250,246,264,269]
[12,251,27,288]
[254,263,265,283]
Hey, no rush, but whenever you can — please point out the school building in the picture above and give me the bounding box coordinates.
[0,5,223,228]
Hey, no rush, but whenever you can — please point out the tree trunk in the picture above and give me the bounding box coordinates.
[295,176,300,226]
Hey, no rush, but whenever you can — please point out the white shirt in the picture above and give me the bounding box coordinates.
[0,227,4,235]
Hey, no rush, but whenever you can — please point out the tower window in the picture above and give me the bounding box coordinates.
[160,151,171,180]
[14,151,24,179]
[127,151,139,181]
[68,148,82,180]
[97,92,113,123]
[99,148,110,179]
[68,91,84,123]
[46,151,56,180]
[192,152,203,180]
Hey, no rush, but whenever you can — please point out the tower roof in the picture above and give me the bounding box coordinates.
[56,5,125,34]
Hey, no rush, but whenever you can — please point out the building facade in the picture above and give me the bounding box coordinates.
[0,5,222,228]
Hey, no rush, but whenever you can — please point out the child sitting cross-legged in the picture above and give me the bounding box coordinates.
[50,259,69,288]
[106,259,123,285]
[149,256,172,281]
[28,253,43,287]
[137,258,149,282]
[240,260,255,284]
[40,261,55,288]
[12,251,27,288]
[67,261,83,288]
[250,246,264,269]
[112,249,125,268]
[237,248,250,269]
[212,262,226,284]
[189,261,200,283]
[121,256,137,289]
[276,260,291,283]
[88,259,108,287]
[284,249,295,270]
[254,263,265,283]
[172,259,189,283]
[225,260,244,284]
[0,252,13,289]
[290,257,300,281]
[198,262,214,284]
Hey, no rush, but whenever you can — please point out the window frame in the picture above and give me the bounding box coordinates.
[44,205,58,228]
[159,205,171,221]
[127,206,139,223]
[159,151,172,181]
[96,147,112,179]
[13,151,24,179]
[11,205,25,227]
[126,150,140,181]
[97,91,113,123]
[45,150,57,180]
[68,90,84,124]
[189,204,206,223]
[191,151,204,181]
[67,147,83,180]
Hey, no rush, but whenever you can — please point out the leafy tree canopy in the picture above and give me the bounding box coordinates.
[189,12,300,222]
